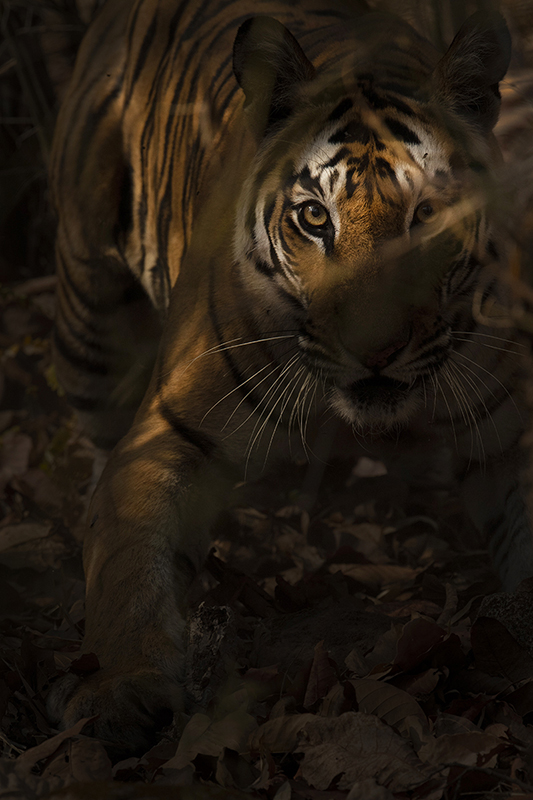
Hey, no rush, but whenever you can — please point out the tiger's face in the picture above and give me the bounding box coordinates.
[233,14,509,434]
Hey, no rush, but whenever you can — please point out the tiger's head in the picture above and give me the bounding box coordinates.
[232,12,511,432]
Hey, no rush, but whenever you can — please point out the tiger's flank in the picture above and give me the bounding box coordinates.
[48,0,530,751]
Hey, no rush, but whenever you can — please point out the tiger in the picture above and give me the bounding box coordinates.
[48,0,531,751]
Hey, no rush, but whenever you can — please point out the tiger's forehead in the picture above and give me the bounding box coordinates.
[292,102,454,197]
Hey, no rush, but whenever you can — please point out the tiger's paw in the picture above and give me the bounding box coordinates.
[47,669,182,755]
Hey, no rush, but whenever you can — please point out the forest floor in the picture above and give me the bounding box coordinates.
[3,276,533,800]
[2,1,533,798]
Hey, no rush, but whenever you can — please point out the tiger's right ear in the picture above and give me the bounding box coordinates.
[431,11,511,133]
[233,16,315,138]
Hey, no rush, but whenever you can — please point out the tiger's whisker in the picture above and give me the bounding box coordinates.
[452,349,524,423]
[447,360,487,467]
[244,353,301,465]
[244,367,298,476]
[220,343,301,432]
[453,330,525,347]
[453,336,523,355]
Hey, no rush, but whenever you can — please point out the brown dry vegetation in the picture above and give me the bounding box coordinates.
[2,1,533,798]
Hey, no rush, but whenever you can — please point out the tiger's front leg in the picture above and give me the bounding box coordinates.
[48,396,234,752]
[461,457,533,592]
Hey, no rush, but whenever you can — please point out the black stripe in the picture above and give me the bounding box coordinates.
[181,0,218,40]
[380,94,416,118]
[58,251,126,314]
[328,98,353,122]
[127,12,158,102]
[358,82,388,111]
[125,0,143,54]
[207,271,265,410]
[56,301,107,353]
[74,84,122,183]
[296,166,324,197]
[211,53,233,104]
[348,151,370,174]
[329,121,373,146]
[274,284,306,313]
[324,147,351,170]
[378,81,415,98]
[384,116,421,145]
[254,257,275,278]
[345,167,357,199]
[159,400,217,458]
[375,181,399,208]
[116,162,133,235]
[149,0,189,103]
[150,259,171,311]
[487,239,499,260]
[153,35,202,222]
[56,280,100,336]
[53,329,109,376]
[374,157,400,189]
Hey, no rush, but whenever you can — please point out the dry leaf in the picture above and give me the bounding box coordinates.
[349,679,429,741]
[273,781,292,800]
[505,680,533,716]
[0,431,32,492]
[303,641,337,708]
[17,717,97,771]
[365,623,404,671]
[167,710,257,769]
[41,738,112,783]
[345,647,370,677]
[45,783,249,798]
[394,618,446,671]
[328,563,419,592]
[436,583,458,626]
[395,668,441,698]
[471,616,533,683]
[418,730,506,768]
[250,714,316,753]
[0,521,52,553]
[432,713,480,737]
[296,712,433,792]
[12,467,64,513]
[346,777,394,800]
[215,747,258,790]
[320,683,351,717]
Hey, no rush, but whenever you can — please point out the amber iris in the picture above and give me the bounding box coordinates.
[302,203,328,227]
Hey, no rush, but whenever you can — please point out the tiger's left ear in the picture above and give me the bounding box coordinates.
[431,11,511,133]
[233,16,315,138]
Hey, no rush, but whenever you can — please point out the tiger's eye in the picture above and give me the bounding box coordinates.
[414,202,435,224]
[302,203,328,227]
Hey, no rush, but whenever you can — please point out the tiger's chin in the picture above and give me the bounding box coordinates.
[329,376,424,433]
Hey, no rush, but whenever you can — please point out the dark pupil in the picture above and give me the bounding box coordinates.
[421,204,433,217]
[309,205,322,217]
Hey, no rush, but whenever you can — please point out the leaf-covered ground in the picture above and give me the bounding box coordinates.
[3,2,533,799]
[4,275,533,799]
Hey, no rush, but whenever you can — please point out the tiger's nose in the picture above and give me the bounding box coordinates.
[364,337,409,369]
